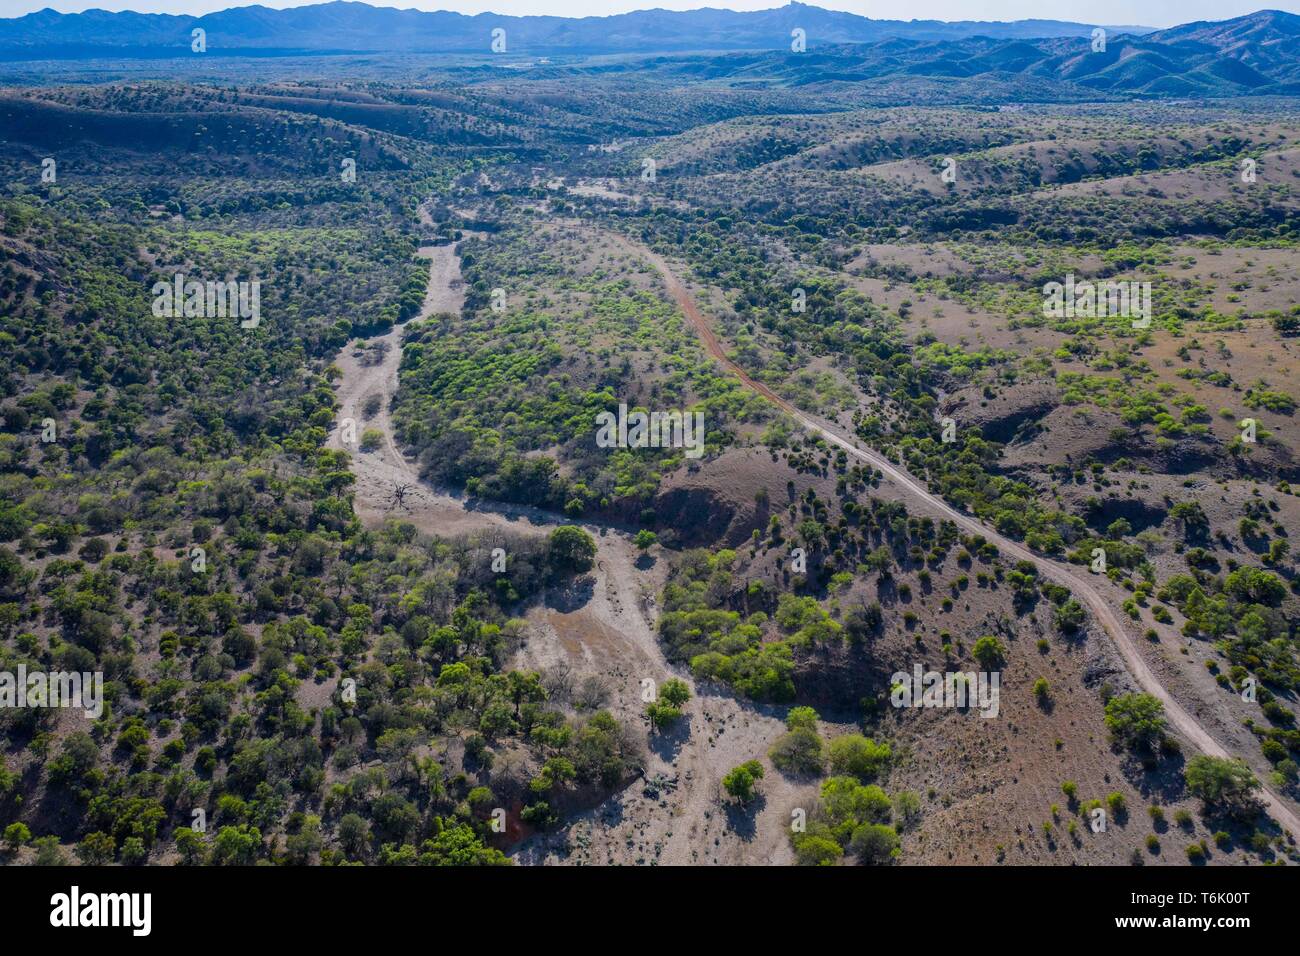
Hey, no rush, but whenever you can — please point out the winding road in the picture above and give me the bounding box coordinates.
[634,242,1300,840]
[332,218,1298,849]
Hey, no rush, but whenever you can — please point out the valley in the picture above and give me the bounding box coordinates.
[2,3,1300,875]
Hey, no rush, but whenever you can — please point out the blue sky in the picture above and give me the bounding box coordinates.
[0,0,1296,28]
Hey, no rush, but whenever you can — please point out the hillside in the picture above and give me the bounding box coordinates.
[1,1,1300,905]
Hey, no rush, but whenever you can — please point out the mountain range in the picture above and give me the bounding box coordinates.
[1,4,1297,100]
[651,9,1300,98]
[0,2,1156,58]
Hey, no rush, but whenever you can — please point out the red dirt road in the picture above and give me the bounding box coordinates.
[635,242,1300,840]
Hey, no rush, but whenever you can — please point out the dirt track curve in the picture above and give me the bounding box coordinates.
[633,242,1300,840]
[332,220,1297,852]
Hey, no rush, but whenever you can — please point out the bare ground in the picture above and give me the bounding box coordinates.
[626,237,1300,841]
[330,237,810,866]
[330,219,1299,867]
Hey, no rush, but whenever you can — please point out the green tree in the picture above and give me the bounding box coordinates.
[659,678,692,708]
[1223,567,1286,606]
[722,760,765,803]
[770,727,825,777]
[75,831,116,865]
[338,813,371,860]
[32,835,66,866]
[785,706,820,732]
[174,827,208,865]
[1184,756,1261,817]
[1104,693,1167,751]
[646,700,684,732]
[3,821,31,850]
[1170,501,1209,539]
[548,526,597,572]
[212,824,262,866]
[418,825,510,866]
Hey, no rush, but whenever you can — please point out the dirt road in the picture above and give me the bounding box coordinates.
[331,239,809,864]
[633,242,1300,840]
[331,222,1296,857]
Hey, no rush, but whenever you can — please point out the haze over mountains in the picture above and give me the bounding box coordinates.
[670,9,1300,98]
[0,4,1297,99]
[0,2,1157,57]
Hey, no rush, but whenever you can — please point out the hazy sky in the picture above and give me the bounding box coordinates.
[1,0,1296,29]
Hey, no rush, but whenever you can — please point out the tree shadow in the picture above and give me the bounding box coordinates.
[1123,747,1187,804]
[648,714,691,762]
[545,574,595,612]
[724,793,766,841]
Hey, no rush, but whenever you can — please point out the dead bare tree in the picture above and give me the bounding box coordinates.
[388,482,411,511]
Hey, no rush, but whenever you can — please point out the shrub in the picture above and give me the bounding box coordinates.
[1054,599,1085,633]
[849,822,900,864]
[828,734,890,781]
[893,791,922,829]
[770,727,825,777]
[792,834,842,866]
[972,635,1006,668]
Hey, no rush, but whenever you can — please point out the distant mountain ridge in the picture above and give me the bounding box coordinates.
[3,3,1296,100]
[0,2,1157,58]
[579,9,1300,100]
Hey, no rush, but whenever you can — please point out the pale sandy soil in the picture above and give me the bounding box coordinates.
[1032,146,1300,202]
[330,210,1299,866]
[329,233,813,866]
